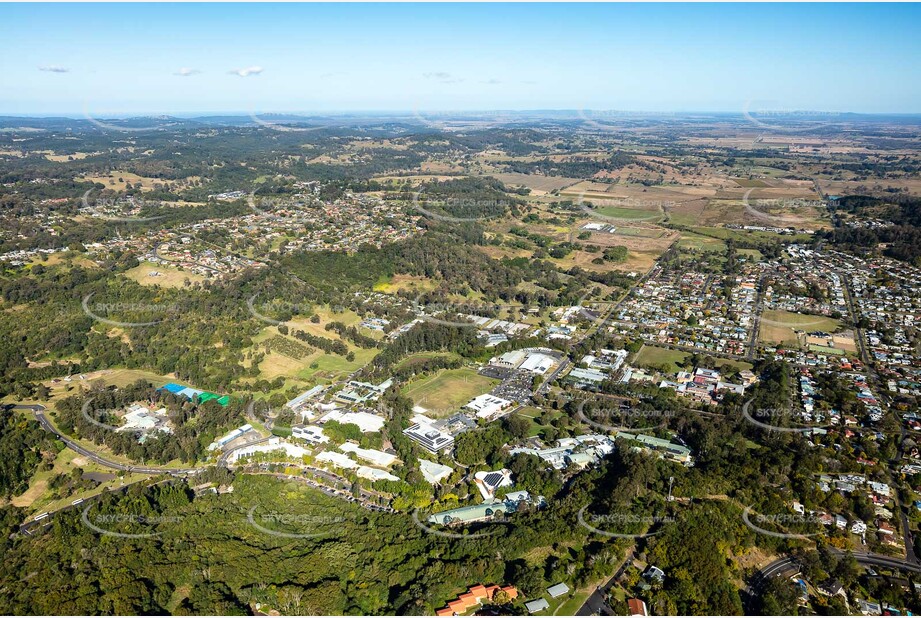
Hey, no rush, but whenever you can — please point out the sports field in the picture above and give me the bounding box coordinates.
[401,367,498,417]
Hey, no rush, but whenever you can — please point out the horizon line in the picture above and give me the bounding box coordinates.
[3,109,921,120]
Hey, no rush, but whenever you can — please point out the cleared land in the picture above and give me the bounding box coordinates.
[373,274,438,294]
[80,172,167,191]
[633,344,689,373]
[759,310,843,348]
[125,262,206,288]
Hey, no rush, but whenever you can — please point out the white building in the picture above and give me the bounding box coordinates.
[465,394,513,419]
[316,451,359,470]
[339,442,397,467]
[291,425,328,445]
[419,459,453,485]
[318,410,385,433]
[227,437,308,463]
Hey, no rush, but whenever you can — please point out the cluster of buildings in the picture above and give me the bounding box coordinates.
[427,488,545,526]
[434,584,520,616]
[511,434,617,470]
[564,349,628,389]
[117,403,172,442]
[614,267,759,357]
[812,475,899,547]
[657,366,751,405]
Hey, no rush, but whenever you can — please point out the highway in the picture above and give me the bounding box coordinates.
[20,404,204,476]
[747,550,921,612]
[14,403,398,520]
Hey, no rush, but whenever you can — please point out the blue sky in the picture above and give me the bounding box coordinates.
[1,3,919,115]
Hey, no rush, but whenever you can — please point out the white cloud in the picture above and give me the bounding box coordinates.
[38,65,69,73]
[174,68,201,77]
[423,71,462,84]
[229,66,263,77]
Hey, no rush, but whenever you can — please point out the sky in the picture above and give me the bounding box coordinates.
[0,2,919,116]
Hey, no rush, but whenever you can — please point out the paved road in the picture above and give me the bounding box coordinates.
[20,404,204,476]
[747,550,921,611]
[576,549,635,616]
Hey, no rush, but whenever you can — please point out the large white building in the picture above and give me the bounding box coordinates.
[465,394,513,419]
[404,418,454,453]
[318,409,385,433]
[339,442,397,467]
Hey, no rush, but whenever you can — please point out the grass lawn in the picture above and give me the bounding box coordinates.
[401,367,498,417]
[124,262,206,288]
[712,357,754,372]
[394,352,462,371]
[759,310,842,347]
[677,230,727,253]
[634,344,689,373]
[552,588,594,616]
[596,206,662,221]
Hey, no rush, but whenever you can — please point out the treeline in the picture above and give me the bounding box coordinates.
[325,321,378,348]
[821,194,921,264]
[290,329,349,356]
[54,381,247,464]
[363,321,481,378]
[0,406,61,499]
[500,152,635,177]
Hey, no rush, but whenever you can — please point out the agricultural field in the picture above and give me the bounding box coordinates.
[400,367,498,417]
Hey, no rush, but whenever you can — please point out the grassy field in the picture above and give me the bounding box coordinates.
[124,262,206,288]
[677,230,727,253]
[80,171,166,191]
[246,324,379,391]
[595,205,663,221]
[372,274,438,294]
[401,367,498,417]
[634,344,689,373]
[394,352,462,371]
[759,310,842,347]
[13,445,151,513]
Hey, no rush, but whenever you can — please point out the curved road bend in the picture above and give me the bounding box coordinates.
[747,551,921,610]
[16,404,203,476]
